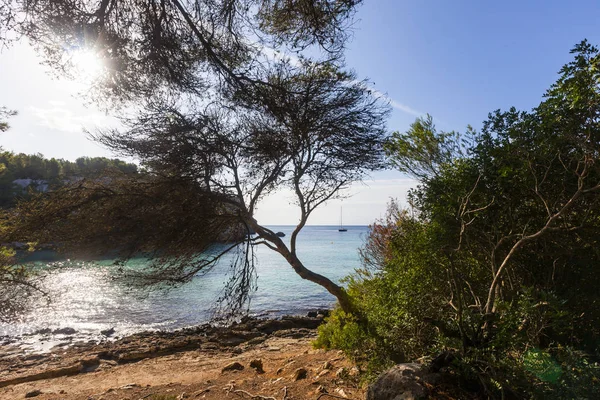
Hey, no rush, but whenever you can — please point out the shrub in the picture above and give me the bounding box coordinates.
[316,41,600,399]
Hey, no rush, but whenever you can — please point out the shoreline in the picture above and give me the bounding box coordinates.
[1,309,331,354]
[0,314,331,390]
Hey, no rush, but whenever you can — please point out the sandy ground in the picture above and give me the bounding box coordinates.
[1,336,365,400]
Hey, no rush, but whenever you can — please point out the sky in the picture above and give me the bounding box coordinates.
[1,0,600,225]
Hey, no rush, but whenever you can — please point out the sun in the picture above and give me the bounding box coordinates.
[70,48,104,81]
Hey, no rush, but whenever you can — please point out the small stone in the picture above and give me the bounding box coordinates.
[25,389,42,398]
[120,383,140,390]
[322,360,333,370]
[335,367,347,378]
[250,359,264,373]
[53,327,77,335]
[292,367,308,381]
[315,385,328,394]
[335,388,349,398]
[222,361,244,373]
[276,367,284,375]
[100,327,115,336]
[349,366,360,377]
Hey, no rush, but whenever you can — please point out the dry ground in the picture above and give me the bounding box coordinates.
[1,336,365,400]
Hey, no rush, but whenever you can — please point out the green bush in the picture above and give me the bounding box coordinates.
[316,41,600,399]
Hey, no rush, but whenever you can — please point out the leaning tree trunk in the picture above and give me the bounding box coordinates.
[250,221,355,314]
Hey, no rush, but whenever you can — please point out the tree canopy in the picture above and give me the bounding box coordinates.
[0,152,139,207]
[1,0,389,316]
[0,107,16,133]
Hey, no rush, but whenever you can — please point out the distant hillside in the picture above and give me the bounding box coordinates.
[0,152,138,208]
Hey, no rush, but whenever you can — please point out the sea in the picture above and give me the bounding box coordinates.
[1,226,369,351]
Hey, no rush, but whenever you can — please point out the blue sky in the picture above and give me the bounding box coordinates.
[1,1,600,225]
[346,0,600,134]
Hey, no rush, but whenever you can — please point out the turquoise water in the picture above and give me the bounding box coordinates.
[1,226,368,344]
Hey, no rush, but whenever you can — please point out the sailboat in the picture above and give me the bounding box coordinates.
[338,206,348,232]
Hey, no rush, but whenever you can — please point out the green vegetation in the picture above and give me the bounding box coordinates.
[0,245,37,322]
[0,107,16,132]
[0,108,40,320]
[316,41,600,398]
[0,152,138,207]
[0,107,136,318]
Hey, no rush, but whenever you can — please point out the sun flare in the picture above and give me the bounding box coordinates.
[70,49,104,80]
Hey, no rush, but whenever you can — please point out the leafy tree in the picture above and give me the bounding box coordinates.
[0,107,16,133]
[0,245,39,322]
[0,151,139,207]
[0,108,40,321]
[2,0,389,315]
[317,41,600,398]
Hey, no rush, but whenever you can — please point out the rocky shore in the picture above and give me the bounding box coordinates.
[1,314,456,400]
[0,313,373,400]
[0,315,328,387]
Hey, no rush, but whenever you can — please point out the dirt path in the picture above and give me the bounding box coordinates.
[0,319,365,400]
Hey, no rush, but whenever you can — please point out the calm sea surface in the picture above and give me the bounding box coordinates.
[1,226,368,348]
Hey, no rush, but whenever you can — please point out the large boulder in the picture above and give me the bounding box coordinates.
[367,363,439,400]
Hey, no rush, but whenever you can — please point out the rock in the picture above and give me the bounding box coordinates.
[322,360,333,370]
[24,389,42,398]
[366,363,428,400]
[276,367,284,375]
[275,232,285,237]
[120,383,140,390]
[292,367,308,381]
[316,309,331,317]
[23,354,45,361]
[315,369,330,380]
[349,366,360,377]
[335,367,347,378]
[221,362,244,373]
[307,311,318,318]
[246,336,266,345]
[118,350,153,362]
[101,328,115,337]
[254,316,322,333]
[249,359,264,373]
[0,363,81,387]
[335,388,349,398]
[33,328,51,335]
[53,327,77,335]
[272,328,313,339]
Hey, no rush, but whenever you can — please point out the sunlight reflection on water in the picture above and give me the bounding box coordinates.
[1,226,368,348]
